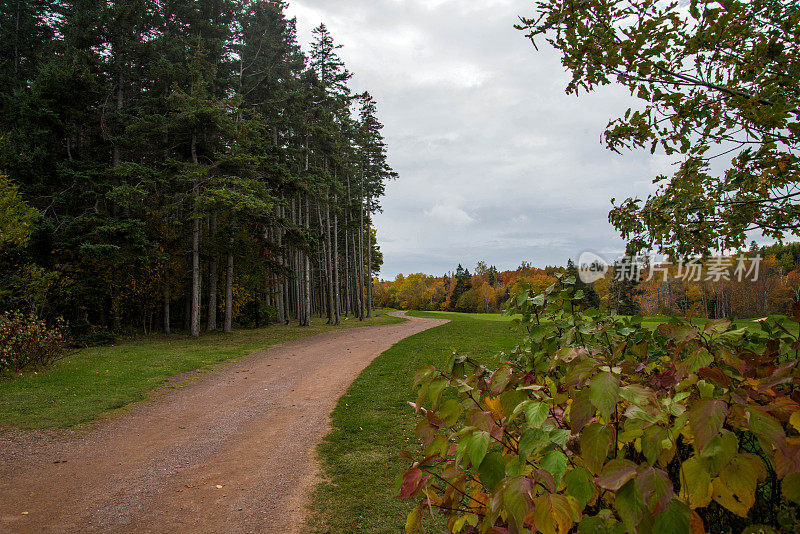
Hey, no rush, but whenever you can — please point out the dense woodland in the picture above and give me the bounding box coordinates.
[0,1,394,340]
[376,242,800,319]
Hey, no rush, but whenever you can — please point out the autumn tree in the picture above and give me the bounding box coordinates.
[519,0,800,256]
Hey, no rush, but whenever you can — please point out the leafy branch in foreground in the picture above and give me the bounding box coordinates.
[518,0,800,256]
[399,276,800,533]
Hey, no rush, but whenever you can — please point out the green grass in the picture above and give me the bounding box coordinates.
[306,311,521,533]
[637,315,798,333]
[407,310,517,322]
[414,310,794,333]
[0,310,402,429]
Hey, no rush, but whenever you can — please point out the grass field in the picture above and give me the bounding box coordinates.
[0,310,402,429]
[306,311,521,533]
[404,309,789,333]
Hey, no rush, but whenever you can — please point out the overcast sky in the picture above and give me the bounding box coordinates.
[286,0,671,279]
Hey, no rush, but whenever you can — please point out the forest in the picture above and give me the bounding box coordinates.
[0,0,392,344]
[376,242,800,319]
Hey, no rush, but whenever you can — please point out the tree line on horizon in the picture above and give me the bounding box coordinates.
[375,242,800,319]
[0,0,394,341]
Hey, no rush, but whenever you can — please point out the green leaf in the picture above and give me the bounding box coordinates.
[642,426,669,466]
[519,428,546,460]
[688,398,728,451]
[565,468,594,509]
[684,347,713,374]
[466,431,490,468]
[620,384,656,406]
[427,378,447,410]
[548,429,571,448]
[615,479,647,533]
[491,364,515,395]
[439,398,463,427]
[589,371,620,422]
[504,477,532,529]
[657,323,699,342]
[500,389,528,419]
[526,401,550,428]
[413,365,436,388]
[581,423,612,475]
[782,472,800,504]
[653,498,690,534]
[541,450,568,487]
[478,451,506,491]
[597,459,638,491]
[636,467,673,514]
[699,430,737,476]
[747,407,786,453]
[704,319,732,334]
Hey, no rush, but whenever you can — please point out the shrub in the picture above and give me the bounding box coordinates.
[0,311,70,373]
[399,275,800,533]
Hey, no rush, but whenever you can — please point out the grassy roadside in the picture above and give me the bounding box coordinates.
[0,310,402,429]
[306,311,520,533]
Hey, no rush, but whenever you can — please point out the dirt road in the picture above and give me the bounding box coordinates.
[0,312,446,533]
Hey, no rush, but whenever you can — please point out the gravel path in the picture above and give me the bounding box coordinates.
[0,312,447,533]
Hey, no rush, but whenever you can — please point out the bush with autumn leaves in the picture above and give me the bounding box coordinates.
[399,275,800,533]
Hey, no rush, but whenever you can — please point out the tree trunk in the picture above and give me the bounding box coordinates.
[163,281,171,334]
[357,183,365,320]
[367,224,373,318]
[343,203,351,317]
[275,205,286,324]
[190,134,201,338]
[303,195,311,326]
[224,237,234,334]
[207,216,218,332]
[332,192,341,325]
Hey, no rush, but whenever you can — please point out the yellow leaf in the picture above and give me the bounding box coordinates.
[406,505,422,534]
[680,457,712,508]
[215,484,224,489]
[711,453,766,517]
[484,396,504,419]
[423,486,443,507]
[790,411,800,433]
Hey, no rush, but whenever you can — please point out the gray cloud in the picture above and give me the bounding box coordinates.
[287,0,671,278]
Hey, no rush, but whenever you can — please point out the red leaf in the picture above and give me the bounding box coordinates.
[651,366,679,389]
[397,467,428,499]
[698,367,731,387]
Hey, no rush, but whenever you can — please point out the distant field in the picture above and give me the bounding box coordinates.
[404,310,796,334]
[406,310,517,321]
[0,310,403,429]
